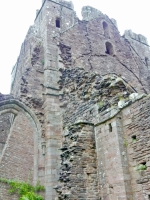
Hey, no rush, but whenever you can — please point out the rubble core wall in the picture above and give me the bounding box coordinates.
[56,124,99,200]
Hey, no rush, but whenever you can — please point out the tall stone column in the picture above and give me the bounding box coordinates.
[43,43,62,200]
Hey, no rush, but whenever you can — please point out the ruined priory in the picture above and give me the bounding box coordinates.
[0,0,150,199]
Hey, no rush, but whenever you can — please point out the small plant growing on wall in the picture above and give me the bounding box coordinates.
[0,178,45,200]
[136,163,147,171]
[38,41,42,46]
[41,60,45,66]
[98,101,103,108]
[132,138,136,143]
[98,101,104,112]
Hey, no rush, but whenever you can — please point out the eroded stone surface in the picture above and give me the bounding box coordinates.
[0,0,150,200]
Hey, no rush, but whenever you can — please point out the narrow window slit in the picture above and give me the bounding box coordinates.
[109,123,112,132]
[145,57,148,67]
[56,18,60,28]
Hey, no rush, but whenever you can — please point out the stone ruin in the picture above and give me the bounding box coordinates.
[0,0,150,199]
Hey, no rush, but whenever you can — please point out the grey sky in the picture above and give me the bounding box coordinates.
[0,0,149,94]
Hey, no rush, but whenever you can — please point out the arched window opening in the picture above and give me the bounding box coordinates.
[145,57,149,67]
[103,21,109,38]
[56,18,60,28]
[105,42,114,55]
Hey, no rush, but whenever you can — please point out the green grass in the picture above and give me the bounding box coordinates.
[0,178,45,200]
[136,164,147,171]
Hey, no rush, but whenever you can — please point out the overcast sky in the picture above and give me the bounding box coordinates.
[0,0,150,94]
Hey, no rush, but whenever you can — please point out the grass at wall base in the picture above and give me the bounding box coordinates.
[0,178,45,200]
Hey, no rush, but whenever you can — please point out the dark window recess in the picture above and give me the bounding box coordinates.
[56,19,60,28]
[103,21,109,38]
[138,161,147,170]
[105,42,114,55]
[132,135,136,142]
[109,123,112,132]
[141,161,146,165]
[103,21,108,29]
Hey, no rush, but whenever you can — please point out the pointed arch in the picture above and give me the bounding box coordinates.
[0,99,42,184]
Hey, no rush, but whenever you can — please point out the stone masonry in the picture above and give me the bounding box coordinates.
[0,0,150,199]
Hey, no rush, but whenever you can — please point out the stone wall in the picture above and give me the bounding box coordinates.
[11,37,44,100]
[59,67,136,127]
[53,11,150,94]
[0,184,18,200]
[1,0,150,199]
[122,96,150,200]
[0,112,34,179]
[56,64,150,199]
[0,112,35,199]
[95,116,132,200]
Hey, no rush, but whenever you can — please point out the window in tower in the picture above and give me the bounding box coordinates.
[56,18,60,28]
[103,21,109,38]
[145,57,149,67]
[105,42,114,56]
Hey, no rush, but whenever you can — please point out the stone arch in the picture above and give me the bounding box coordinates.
[0,99,41,131]
[0,99,42,184]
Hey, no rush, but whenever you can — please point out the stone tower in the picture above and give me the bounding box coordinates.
[0,0,150,199]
